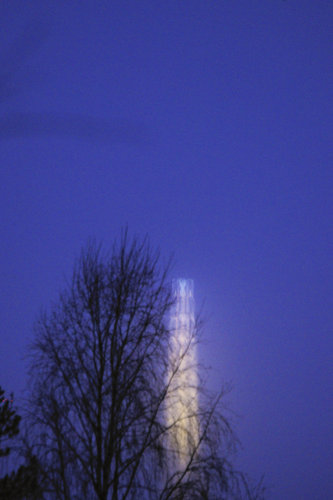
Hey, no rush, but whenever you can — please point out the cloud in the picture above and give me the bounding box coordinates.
[0,20,147,145]
[0,112,146,143]
[0,20,51,103]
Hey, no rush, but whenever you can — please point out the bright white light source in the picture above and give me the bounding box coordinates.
[167,278,199,467]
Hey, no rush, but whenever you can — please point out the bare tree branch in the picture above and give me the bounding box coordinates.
[20,231,265,499]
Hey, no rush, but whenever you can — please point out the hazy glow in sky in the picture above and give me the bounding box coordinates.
[1,2,332,497]
[167,279,199,467]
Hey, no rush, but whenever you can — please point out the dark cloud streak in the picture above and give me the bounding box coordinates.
[0,20,51,102]
[0,112,146,143]
[0,21,146,144]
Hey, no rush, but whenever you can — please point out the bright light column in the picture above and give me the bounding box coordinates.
[167,278,199,467]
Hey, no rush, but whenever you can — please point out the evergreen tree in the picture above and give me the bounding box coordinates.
[0,386,19,459]
[0,386,42,499]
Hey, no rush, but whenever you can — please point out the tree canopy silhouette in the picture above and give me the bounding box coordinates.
[0,386,41,500]
[22,231,265,499]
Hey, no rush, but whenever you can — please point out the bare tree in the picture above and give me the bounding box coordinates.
[21,230,265,499]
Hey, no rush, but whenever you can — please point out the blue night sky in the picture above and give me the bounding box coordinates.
[1,1,332,498]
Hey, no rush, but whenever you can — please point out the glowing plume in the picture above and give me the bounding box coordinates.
[167,278,199,467]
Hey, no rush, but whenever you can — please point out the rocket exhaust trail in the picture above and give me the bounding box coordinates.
[167,279,199,467]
